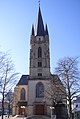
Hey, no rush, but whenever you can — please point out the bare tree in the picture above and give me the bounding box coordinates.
[0,52,18,119]
[45,74,67,119]
[55,57,80,119]
[46,75,66,105]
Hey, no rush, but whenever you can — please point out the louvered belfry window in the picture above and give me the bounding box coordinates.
[38,47,42,58]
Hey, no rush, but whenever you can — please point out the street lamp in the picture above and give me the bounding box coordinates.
[50,106,56,119]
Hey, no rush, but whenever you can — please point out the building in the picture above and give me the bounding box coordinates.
[72,96,80,119]
[0,91,13,115]
[13,4,67,118]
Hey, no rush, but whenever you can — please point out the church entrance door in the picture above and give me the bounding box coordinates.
[35,104,44,115]
[19,106,25,115]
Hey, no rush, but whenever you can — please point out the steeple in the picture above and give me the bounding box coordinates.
[35,5,44,36]
[30,3,50,78]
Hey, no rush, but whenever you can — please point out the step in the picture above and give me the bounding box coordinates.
[26,115,50,119]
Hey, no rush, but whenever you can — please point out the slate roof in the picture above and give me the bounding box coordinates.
[45,24,49,35]
[17,75,29,85]
[35,6,45,36]
[31,6,49,37]
[31,24,34,35]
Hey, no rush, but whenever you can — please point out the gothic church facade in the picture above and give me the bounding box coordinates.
[13,5,67,117]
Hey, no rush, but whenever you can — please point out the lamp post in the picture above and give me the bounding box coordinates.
[50,106,56,119]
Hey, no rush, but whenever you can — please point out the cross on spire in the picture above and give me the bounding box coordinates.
[38,0,40,6]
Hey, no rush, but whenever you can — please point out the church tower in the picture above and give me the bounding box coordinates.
[28,5,51,116]
[29,5,50,78]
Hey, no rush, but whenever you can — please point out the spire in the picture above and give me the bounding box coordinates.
[31,24,34,36]
[35,5,44,36]
[45,24,49,35]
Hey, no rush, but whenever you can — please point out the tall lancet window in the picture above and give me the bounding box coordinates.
[36,82,44,97]
[20,88,25,100]
[38,47,42,58]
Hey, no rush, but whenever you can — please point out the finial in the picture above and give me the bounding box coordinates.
[38,0,40,6]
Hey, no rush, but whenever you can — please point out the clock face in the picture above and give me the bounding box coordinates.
[36,36,43,42]
[39,37,41,41]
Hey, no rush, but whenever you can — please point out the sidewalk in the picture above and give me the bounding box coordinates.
[0,115,50,119]
[0,115,27,119]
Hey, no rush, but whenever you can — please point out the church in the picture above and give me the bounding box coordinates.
[12,4,67,118]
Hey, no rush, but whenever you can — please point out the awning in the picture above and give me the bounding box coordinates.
[17,101,27,106]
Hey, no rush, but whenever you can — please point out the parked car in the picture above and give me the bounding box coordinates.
[3,112,8,117]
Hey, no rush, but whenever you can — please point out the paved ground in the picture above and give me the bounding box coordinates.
[0,115,51,119]
[0,115,26,119]
[26,115,50,119]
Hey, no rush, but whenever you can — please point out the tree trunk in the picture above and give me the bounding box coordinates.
[2,92,4,119]
[68,98,72,119]
[8,101,10,118]
[67,76,72,119]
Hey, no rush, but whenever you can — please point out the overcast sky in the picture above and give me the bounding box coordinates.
[0,0,80,77]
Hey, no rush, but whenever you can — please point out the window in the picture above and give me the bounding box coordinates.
[38,47,42,58]
[36,82,44,97]
[38,62,42,67]
[38,73,42,77]
[76,104,78,108]
[20,88,25,100]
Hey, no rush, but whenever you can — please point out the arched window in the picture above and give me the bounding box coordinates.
[38,47,42,58]
[36,82,44,97]
[20,88,25,100]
